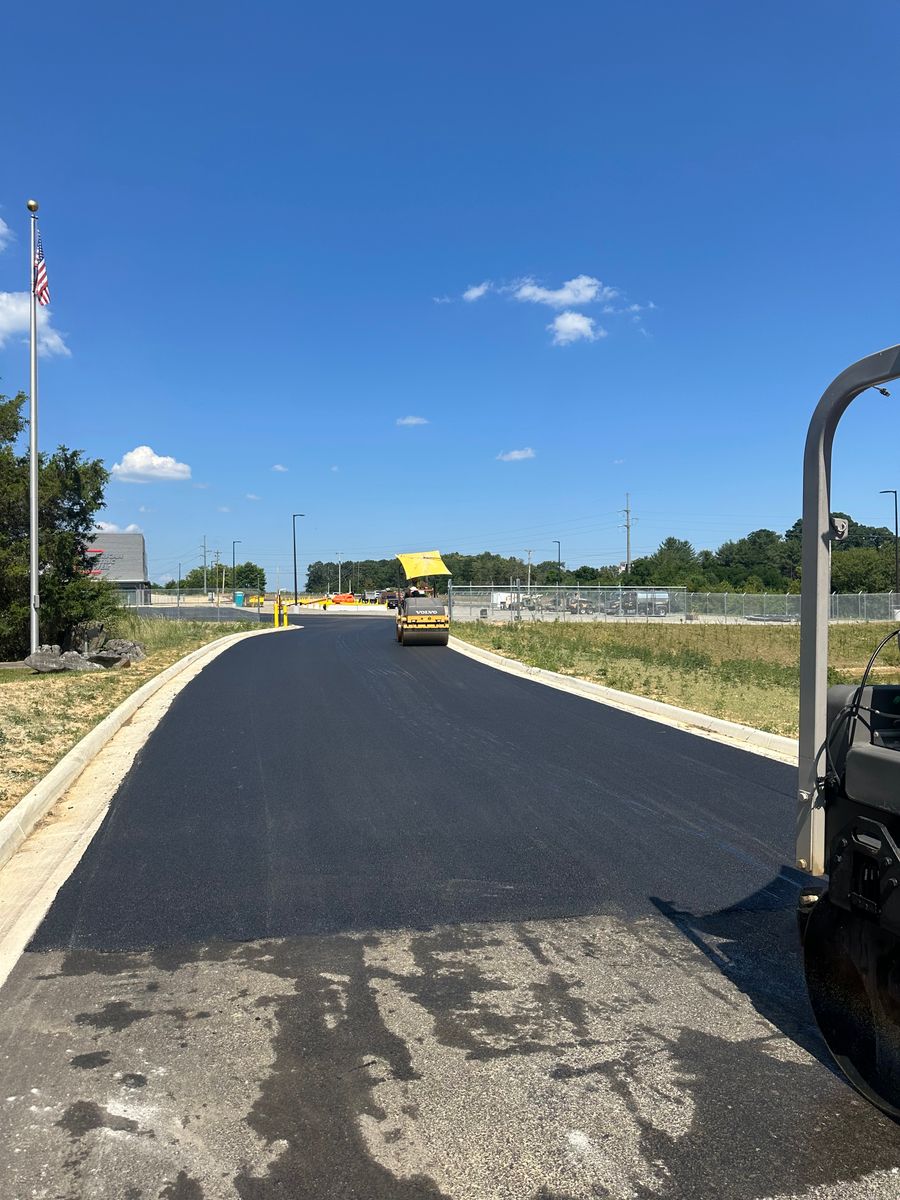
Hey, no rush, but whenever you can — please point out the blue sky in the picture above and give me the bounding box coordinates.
[2,2,899,586]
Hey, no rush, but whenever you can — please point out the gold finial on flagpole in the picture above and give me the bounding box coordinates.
[26,199,38,212]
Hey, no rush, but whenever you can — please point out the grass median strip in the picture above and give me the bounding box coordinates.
[0,617,261,821]
[453,620,900,738]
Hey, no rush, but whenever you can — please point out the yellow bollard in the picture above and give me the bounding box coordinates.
[273,600,280,628]
[282,603,289,628]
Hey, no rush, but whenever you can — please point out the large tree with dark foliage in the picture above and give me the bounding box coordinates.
[0,392,116,659]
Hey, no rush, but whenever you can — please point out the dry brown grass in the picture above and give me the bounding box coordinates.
[454,620,900,739]
[0,621,258,820]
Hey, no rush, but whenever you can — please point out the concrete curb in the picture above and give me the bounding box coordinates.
[448,636,798,763]
[0,626,280,873]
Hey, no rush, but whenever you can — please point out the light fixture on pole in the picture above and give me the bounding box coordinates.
[292,513,305,604]
[880,489,900,598]
[232,540,241,603]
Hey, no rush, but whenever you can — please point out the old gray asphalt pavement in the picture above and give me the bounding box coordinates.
[2,616,899,1199]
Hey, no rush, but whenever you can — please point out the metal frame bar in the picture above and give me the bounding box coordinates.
[798,344,900,875]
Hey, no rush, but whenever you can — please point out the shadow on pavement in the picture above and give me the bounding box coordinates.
[650,867,831,1068]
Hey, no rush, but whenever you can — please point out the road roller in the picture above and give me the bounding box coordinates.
[797,345,900,1116]
[396,595,450,646]
[394,550,452,646]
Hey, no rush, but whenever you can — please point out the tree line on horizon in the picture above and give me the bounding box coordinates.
[304,513,899,595]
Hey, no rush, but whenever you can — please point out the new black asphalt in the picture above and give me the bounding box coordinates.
[31,616,796,952]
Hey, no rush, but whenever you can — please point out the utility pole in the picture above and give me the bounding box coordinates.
[336,554,342,593]
[525,549,533,591]
[620,493,634,573]
[202,534,208,594]
[212,549,220,619]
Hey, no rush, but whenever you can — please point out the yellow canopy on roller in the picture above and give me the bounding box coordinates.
[396,550,451,579]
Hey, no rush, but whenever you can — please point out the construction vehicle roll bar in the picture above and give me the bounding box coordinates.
[798,345,900,875]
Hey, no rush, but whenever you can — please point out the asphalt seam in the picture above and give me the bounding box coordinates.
[448,635,798,764]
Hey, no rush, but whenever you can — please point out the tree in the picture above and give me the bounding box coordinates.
[178,561,266,592]
[830,546,893,593]
[0,392,115,659]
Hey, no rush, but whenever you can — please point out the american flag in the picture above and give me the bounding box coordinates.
[34,229,50,307]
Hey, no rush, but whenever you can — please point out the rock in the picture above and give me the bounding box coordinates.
[88,653,131,670]
[25,649,66,673]
[59,651,102,672]
[64,622,107,655]
[102,639,146,663]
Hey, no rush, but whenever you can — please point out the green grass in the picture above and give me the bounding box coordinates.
[111,614,262,650]
[453,621,900,738]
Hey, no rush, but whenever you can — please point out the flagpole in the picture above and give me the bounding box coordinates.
[27,198,39,655]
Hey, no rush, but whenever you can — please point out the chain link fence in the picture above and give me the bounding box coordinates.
[447,584,900,624]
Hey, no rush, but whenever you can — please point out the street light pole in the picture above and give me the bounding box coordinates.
[553,539,561,611]
[880,489,900,599]
[232,539,241,604]
[336,553,342,594]
[292,513,305,604]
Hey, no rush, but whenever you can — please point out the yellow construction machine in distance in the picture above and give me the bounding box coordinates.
[395,551,451,647]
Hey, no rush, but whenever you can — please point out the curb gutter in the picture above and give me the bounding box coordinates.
[448,636,798,763]
[0,626,280,873]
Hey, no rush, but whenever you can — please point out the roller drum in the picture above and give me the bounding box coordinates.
[803,893,900,1117]
[400,628,449,646]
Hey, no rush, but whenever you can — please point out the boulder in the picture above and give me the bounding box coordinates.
[88,653,132,670]
[25,648,66,673]
[59,651,102,672]
[64,622,107,655]
[102,639,146,663]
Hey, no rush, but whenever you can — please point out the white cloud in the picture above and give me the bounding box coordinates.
[111,445,192,483]
[93,521,142,533]
[548,311,607,346]
[463,281,492,302]
[0,292,71,356]
[271,463,288,472]
[193,482,209,490]
[217,505,231,512]
[496,447,536,462]
[138,505,154,513]
[246,493,261,501]
[432,295,452,304]
[612,458,625,465]
[396,415,429,426]
[513,274,617,309]
[0,219,12,253]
